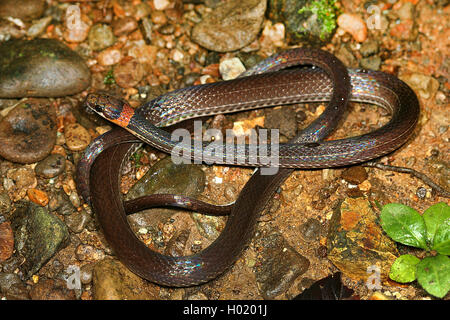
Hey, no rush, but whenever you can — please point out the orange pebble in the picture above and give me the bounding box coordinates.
[27,188,49,207]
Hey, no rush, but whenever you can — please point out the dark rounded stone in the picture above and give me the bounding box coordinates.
[0,39,91,98]
[35,154,66,178]
[0,99,56,164]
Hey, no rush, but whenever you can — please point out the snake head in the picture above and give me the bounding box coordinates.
[85,93,127,120]
[84,93,135,128]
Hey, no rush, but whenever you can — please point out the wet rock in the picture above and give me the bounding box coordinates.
[254,231,310,299]
[337,13,367,43]
[30,279,76,300]
[64,123,91,152]
[92,258,159,300]
[0,39,91,98]
[0,272,29,300]
[264,105,297,139]
[0,99,56,163]
[341,166,368,185]
[0,0,45,21]
[10,202,69,279]
[88,24,115,51]
[0,222,14,262]
[65,209,91,234]
[268,0,338,45]
[327,197,398,282]
[113,59,145,88]
[125,157,205,229]
[35,154,66,179]
[299,218,321,242]
[191,0,266,52]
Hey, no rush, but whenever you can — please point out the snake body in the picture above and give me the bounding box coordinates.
[76,48,419,286]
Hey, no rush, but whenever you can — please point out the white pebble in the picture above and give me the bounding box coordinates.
[219,58,246,81]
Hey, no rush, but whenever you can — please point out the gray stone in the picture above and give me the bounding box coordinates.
[0,39,91,98]
[191,0,266,52]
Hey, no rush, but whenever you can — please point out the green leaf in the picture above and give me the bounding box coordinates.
[416,255,450,298]
[389,254,420,283]
[433,218,450,255]
[380,203,428,250]
[423,202,450,245]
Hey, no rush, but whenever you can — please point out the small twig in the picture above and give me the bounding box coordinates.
[362,162,450,198]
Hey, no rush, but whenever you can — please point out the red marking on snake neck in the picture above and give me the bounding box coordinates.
[112,103,134,128]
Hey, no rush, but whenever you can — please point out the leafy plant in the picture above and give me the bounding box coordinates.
[298,0,339,40]
[380,202,450,298]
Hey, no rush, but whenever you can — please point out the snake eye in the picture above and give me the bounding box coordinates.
[94,104,104,113]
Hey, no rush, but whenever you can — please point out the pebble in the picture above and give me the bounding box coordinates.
[337,13,368,42]
[10,202,69,279]
[151,11,168,25]
[29,279,76,300]
[254,231,310,299]
[0,222,14,262]
[153,0,171,11]
[6,167,37,201]
[192,213,224,241]
[88,24,116,51]
[359,40,379,57]
[0,0,45,21]
[164,230,190,257]
[360,56,381,70]
[112,16,138,36]
[341,166,368,185]
[97,47,122,66]
[113,59,144,88]
[63,5,92,43]
[65,209,91,234]
[261,21,285,47]
[80,263,94,285]
[48,188,75,216]
[92,258,159,300]
[75,244,105,262]
[191,0,267,52]
[0,193,12,217]
[64,123,91,152]
[399,72,439,100]
[27,188,49,207]
[0,39,91,97]
[35,154,66,179]
[219,57,246,81]
[27,16,52,38]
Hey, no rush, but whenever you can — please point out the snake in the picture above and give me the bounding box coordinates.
[76,48,419,287]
